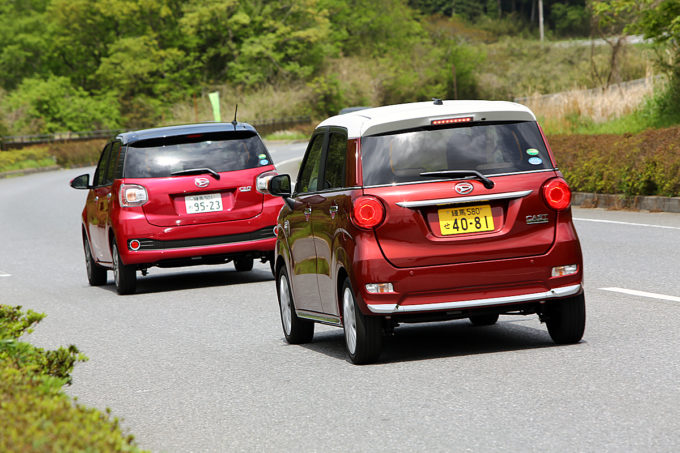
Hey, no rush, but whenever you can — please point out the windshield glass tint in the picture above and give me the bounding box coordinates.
[124,131,271,178]
[360,121,553,186]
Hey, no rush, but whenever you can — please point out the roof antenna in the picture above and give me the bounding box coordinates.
[232,104,238,130]
[432,98,443,105]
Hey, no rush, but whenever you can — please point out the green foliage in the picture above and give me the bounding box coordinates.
[551,3,590,37]
[0,147,55,173]
[4,76,120,134]
[0,305,143,451]
[549,125,680,197]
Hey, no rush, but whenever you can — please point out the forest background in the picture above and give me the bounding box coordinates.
[2,0,680,196]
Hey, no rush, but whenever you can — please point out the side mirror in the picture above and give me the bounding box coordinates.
[70,174,90,189]
[269,174,292,197]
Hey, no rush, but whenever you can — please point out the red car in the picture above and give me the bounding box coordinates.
[70,122,283,295]
[260,100,585,364]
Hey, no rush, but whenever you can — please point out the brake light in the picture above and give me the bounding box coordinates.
[431,116,473,126]
[542,178,571,211]
[352,196,385,229]
[119,184,148,207]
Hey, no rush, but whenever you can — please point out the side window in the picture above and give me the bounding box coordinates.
[296,133,325,194]
[103,142,121,185]
[323,131,347,190]
[93,144,112,187]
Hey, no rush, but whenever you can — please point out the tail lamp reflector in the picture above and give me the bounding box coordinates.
[119,184,148,207]
[352,196,385,229]
[129,239,141,251]
[542,178,571,211]
[431,116,473,126]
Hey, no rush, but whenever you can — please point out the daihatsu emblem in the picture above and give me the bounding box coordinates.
[195,177,210,188]
[455,182,474,195]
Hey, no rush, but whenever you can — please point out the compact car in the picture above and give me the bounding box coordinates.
[259,100,585,364]
[71,122,283,295]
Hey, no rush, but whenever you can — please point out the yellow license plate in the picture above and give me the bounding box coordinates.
[438,204,494,235]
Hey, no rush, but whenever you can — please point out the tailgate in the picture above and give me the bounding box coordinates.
[368,172,558,268]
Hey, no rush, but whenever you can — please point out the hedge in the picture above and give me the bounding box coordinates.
[0,305,144,452]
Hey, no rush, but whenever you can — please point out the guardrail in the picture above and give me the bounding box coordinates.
[0,116,311,150]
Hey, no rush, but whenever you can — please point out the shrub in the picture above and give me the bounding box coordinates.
[0,305,143,452]
[0,147,54,172]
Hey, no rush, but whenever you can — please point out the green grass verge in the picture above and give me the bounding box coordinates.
[0,305,145,452]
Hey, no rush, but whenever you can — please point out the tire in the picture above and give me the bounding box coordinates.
[112,242,137,295]
[234,257,254,272]
[469,313,499,326]
[342,279,383,365]
[546,293,586,344]
[83,235,107,286]
[277,267,314,344]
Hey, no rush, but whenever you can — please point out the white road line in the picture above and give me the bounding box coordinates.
[275,157,303,167]
[0,272,11,277]
[574,217,680,231]
[600,287,680,303]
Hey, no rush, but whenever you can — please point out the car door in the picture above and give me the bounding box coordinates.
[286,130,327,313]
[310,127,352,317]
[87,143,112,262]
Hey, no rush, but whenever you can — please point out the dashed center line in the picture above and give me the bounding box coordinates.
[574,217,680,231]
[600,287,680,303]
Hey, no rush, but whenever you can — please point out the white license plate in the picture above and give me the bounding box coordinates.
[185,193,223,214]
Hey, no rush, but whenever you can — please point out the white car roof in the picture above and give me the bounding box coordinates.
[318,100,537,138]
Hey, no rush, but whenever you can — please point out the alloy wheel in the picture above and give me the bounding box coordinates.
[343,287,357,354]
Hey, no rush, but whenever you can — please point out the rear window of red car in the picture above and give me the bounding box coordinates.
[360,121,553,186]
[123,131,271,178]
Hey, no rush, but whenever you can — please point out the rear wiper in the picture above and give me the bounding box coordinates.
[171,168,221,180]
[419,170,494,189]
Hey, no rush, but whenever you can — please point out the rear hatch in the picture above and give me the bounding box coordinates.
[360,120,559,268]
[122,130,275,227]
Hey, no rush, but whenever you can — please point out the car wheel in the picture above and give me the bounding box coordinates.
[546,293,586,344]
[234,257,254,272]
[342,279,383,365]
[469,314,499,326]
[112,242,136,295]
[83,235,107,286]
[277,266,314,344]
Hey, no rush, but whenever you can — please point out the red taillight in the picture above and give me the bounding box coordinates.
[129,239,141,251]
[352,196,385,229]
[542,178,571,211]
[119,184,148,207]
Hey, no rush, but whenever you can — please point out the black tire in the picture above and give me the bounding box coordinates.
[234,257,254,272]
[277,266,314,344]
[546,293,586,344]
[83,235,107,286]
[342,279,383,365]
[469,313,499,326]
[112,242,136,295]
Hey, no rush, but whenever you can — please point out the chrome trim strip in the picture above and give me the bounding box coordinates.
[367,284,582,314]
[396,190,533,208]
[297,311,342,326]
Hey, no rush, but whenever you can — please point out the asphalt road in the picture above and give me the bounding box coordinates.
[1,144,680,452]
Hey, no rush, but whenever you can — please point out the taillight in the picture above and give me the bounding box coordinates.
[352,196,385,229]
[119,184,148,207]
[542,178,571,211]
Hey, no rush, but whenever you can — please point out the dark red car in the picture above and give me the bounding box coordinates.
[260,100,585,364]
[71,122,283,295]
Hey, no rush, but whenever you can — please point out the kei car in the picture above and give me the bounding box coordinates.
[70,122,283,295]
[258,99,586,364]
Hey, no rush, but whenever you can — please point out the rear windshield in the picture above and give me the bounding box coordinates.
[123,131,272,178]
[360,121,553,186]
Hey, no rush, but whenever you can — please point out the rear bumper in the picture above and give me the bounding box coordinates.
[367,284,581,314]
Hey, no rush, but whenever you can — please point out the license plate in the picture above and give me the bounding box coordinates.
[185,193,223,214]
[438,204,494,235]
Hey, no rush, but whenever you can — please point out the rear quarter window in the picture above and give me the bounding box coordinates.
[360,121,553,186]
